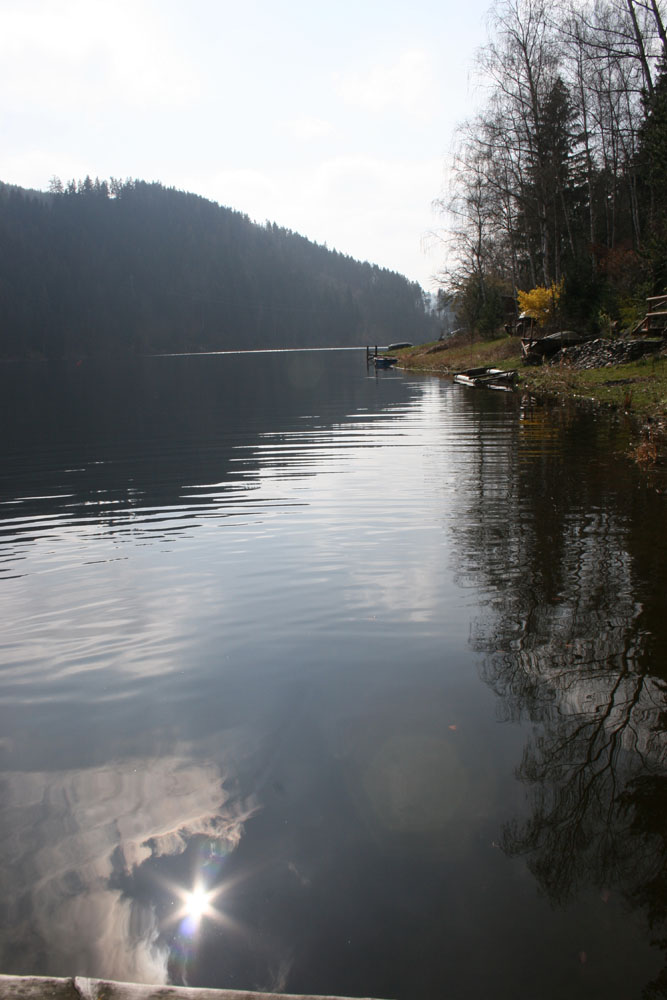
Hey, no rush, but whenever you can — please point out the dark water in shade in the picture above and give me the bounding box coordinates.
[1,349,666,999]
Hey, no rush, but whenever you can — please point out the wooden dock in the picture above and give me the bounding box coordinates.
[632,294,667,335]
[0,975,386,1000]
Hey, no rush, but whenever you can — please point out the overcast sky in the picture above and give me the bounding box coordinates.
[1,0,492,289]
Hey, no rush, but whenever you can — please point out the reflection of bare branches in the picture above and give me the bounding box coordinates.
[474,509,667,906]
[502,667,666,905]
[445,397,667,990]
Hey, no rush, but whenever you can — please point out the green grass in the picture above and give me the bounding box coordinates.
[518,356,667,419]
[396,335,522,373]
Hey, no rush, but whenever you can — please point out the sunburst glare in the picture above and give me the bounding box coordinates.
[158,836,255,985]
[172,879,223,933]
[183,884,213,922]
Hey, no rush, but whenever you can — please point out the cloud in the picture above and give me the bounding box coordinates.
[0,0,200,114]
[280,116,334,140]
[335,49,436,120]
[0,150,91,190]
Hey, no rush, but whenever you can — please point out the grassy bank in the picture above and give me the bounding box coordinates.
[396,335,667,419]
[395,334,667,465]
[396,335,523,376]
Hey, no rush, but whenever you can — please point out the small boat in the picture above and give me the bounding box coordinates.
[386,342,413,351]
[453,367,518,390]
[373,355,398,368]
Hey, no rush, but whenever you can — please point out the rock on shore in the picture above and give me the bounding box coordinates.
[551,337,665,369]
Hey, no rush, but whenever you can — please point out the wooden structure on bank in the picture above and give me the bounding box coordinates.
[632,294,667,335]
[0,975,386,1000]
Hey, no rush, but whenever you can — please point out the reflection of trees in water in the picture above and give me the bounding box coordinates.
[621,776,667,998]
[451,397,667,995]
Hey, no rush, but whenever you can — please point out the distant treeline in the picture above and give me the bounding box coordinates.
[0,178,438,359]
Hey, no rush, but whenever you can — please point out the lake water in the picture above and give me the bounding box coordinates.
[1,349,666,999]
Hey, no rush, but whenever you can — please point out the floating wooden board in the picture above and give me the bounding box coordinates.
[0,976,385,1000]
[0,976,80,999]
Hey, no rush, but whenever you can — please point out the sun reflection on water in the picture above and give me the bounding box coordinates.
[183,884,212,922]
[163,836,246,984]
[175,880,222,937]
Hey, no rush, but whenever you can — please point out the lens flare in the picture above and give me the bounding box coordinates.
[174,880,220,930]
[184,885,211,921]
[159,836,252,984]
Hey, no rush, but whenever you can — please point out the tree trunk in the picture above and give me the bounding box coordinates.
[626,0,655,97]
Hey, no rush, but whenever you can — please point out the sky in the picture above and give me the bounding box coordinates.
[1,0,493,289]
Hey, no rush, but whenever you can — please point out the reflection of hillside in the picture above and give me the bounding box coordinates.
[0,352,416,553]
[448,393,667,993]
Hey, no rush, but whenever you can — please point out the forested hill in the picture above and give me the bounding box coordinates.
[0,178,438,359]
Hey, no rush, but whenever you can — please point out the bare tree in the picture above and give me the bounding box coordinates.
[436,0,667,329]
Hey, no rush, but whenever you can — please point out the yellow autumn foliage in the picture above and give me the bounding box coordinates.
[517,279,564,326]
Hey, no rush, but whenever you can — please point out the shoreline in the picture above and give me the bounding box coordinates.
[395,336,667,467]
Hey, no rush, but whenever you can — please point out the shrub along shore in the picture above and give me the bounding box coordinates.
[394,334,667,467]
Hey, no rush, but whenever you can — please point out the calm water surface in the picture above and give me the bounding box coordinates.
[1,349,666,998]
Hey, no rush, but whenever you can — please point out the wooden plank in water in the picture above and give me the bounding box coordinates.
[0,975,80,999]
[0,976,386,1000]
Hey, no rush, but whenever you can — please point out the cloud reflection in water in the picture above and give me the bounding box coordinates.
[0,752,257,983]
